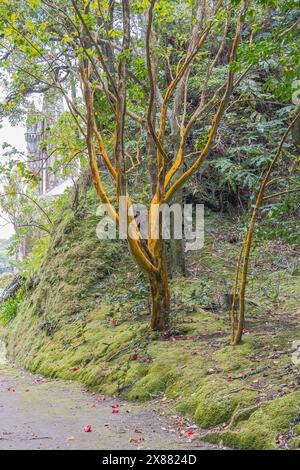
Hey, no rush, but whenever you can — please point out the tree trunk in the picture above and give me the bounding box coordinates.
[149,249,170,331]
[291,105,300,148]
[169,184,186,276]
[168,135,186,276]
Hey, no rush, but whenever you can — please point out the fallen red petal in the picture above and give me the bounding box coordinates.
[187,336,196,341]
[130,352,138,360]
[84,424,92,432]
[112,409,120,414]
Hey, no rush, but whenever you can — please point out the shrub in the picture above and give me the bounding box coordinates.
[0,289,23,325]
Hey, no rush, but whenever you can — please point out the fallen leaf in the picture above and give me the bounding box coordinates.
[67,436,76,440]
[102,364,110,371]
[7,387,16,392]
[112,409,120,414]
[71,367,78,372]
[90,403,97,408]
[129,437,145,443]
[111,404,121,408]
[84,425,92,432]
[98,395,107,401]
[130,352,138,360]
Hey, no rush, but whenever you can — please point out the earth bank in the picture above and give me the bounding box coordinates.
[1,185,300,450]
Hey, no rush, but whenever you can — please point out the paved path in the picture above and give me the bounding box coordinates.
[0,346,212,450]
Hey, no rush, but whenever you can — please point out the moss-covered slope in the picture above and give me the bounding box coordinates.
[3,185,300,450]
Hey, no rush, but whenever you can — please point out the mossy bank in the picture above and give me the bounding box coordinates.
[2,183,300,450]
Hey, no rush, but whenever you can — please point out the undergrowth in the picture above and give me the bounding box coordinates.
[2,183,300,450]
[0,288,23,325]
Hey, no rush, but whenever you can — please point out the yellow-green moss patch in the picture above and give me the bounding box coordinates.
[201,391,300,449]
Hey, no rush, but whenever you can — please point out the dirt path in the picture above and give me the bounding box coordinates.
[0,346,212,450]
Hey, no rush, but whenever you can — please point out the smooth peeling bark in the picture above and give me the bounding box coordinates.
[147,200,171,331]
[149,245,170,331]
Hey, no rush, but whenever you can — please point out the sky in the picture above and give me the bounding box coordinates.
[0,118,26,239]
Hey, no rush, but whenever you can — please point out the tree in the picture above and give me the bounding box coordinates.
[75,0,249,330]
[1,0,298,333]
[230,110,300,345]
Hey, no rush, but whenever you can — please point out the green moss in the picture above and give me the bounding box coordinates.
[192,378,257,428]
[229,404,260,427]
[3,187,300,451]
[201,392,300,449]
[213,337,262,372]
[122,362,149,387]
[202,429,276,450]
[289,437,300,449]
[126,347,190,400]
[294,424,300,436]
